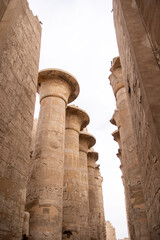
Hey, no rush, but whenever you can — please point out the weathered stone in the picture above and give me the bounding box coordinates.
[79,130,96,240]
[88,149,99,239]
[109,57,150,240]
[0,0,10,21]
[0,0,41,239]
[22,212,30,238]
[63,105,89,240]
[106,221,116,240]
[26,69,79,240]
[113,1,160,239]
[94,165,106,240]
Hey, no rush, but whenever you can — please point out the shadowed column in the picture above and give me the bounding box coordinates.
[109,57,150,240]
[26,69,79,240]
[79,130,96,240]
[87,149,99,240]
[62,105,89,240]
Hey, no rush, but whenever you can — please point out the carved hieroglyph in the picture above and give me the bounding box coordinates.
[79,130,96,240]
[113,1,160,238]
[87,149,99,239]
[26,69,79,240]
[94,165,106,240]
[0,0,41,239]
[63,105,89,239]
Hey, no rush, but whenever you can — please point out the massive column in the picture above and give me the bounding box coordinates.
[26,69,79,240]
[87,149,99,239]
[62,105,89,239]
[79,130,96,240]
[109,57,150,240]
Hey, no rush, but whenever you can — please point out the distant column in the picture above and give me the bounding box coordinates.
[26,69,79,240]
[79,130,96,240]
[94,165,106,240]
[87,149,99,239]
[106,221,116,240]
[62,105,89,240]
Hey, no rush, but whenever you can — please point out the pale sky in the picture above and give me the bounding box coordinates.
[28,0,128,238]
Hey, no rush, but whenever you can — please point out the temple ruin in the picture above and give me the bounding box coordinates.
[0,2,106,239]
[0,0,160,239]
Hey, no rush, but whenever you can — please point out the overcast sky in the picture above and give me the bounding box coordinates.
[28,0,128,238]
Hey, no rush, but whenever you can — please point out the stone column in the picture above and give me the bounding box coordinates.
[95,166,106,240]
[62,105,89,240]
[109,57,150,240]
[106,221,116,240]
[26,69,79,240]
[87,149,99,239]
[112,124,131,239]
[113,2,160,238]
[79,130,96,240]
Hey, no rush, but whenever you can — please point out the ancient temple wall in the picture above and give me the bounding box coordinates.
[0,0,41,239]
[113,1,160,239]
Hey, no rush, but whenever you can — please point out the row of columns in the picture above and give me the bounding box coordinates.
[26,69,106,240]
[109,57,150,240]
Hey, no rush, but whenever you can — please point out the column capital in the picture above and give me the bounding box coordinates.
[109,57,124,97]
[95,165,103,182]
[117,148,122,159]
[79,131,96,153]
[87,149,98,168]
[66,105,90,133]
[110,109,120,128]
[38,68,79,104]
[112,129,120,143]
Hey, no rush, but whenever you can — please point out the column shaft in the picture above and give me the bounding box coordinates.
[95,167,106,240]
[62,106,89,240]
[79,132,96,240]
[88,150,98,239]
[26,69,79,240]
[79,150,90,239]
